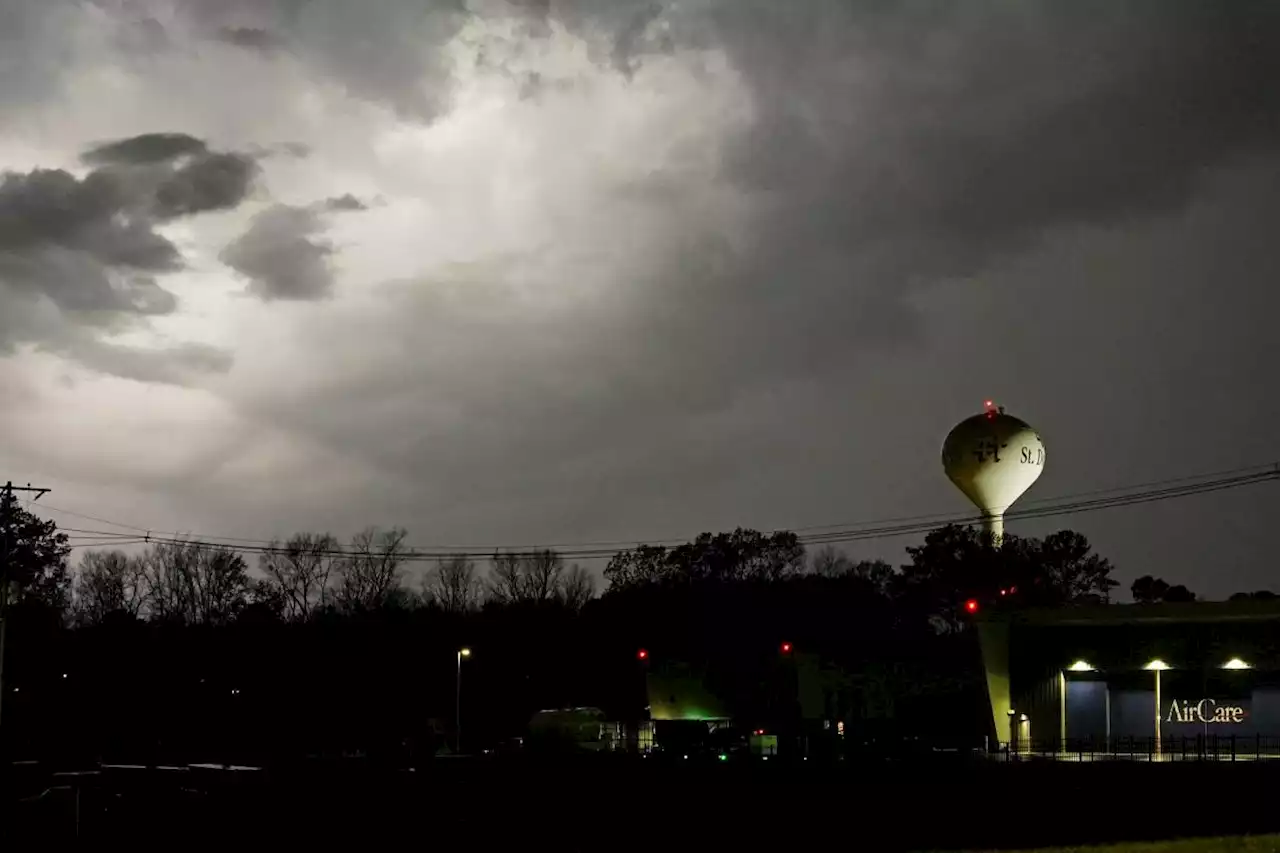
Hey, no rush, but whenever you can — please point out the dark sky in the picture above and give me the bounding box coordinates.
[1,0,1278,598]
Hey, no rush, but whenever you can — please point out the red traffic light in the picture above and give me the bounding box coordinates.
[780,642,793,654]
[964,599,980,614]
[637,648,649,660]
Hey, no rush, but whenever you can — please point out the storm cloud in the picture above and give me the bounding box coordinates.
[81,132,210,167]
[221,204,337,301]
[0,1,1278,597]
[0,131,258,380]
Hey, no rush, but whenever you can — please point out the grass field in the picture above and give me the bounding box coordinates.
[978,837,1280,853]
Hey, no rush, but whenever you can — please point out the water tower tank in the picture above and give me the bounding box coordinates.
[942,402,1045,542]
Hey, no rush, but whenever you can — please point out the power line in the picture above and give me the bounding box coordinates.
[12,499,149,534]
[26,461,1280,556]
[799,467,1280,546]
[783,462,1280,534]
[42,463,1280,562]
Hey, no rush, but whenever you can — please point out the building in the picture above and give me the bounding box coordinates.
[642,653,854,757]
[976,600,1280,756]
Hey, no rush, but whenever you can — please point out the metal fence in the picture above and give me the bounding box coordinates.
[995,734,1280,761]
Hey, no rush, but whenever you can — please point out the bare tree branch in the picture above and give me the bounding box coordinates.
[558,564,596,611]
[486,549,574,606]
[259,532,338,622]
[423,555,480,613]
[73,550,148,625]
[140,541,251,624]
[810,546,853,577]
[336,526,408,612]
[486,551,525,605]
[522,549,564,603]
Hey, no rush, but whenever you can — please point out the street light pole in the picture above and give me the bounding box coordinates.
[1144,659,1169,760]
[456,648,471,754]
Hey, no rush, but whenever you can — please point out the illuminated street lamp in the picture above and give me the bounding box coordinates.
[1222,658,1251,670]
[1143,660,1170,756]
[456,648,471,754]
[1067,660,1095,672]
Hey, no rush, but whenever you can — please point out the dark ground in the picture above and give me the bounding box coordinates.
[5,756,1280,850]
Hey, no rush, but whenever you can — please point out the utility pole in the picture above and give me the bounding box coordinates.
[0,481,51,736]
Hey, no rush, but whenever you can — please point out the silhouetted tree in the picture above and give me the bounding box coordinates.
[487,551,528,604]
[600,544,674,589]
[1229,590,1278,601]
[851,559,895,596]
[519,549,564,602]
[423,555,481,613]
[1131,575,1195,603]
[1131,575,1168,603]
[0,489,72,615]
[810,546,853,577]
[809,547,895,594]
[1026,530,1118,604]
[603,528,805,592]
[259,532,339,621]
[73,550,147,625]
[897,525,1008,630]
[13,517,1126,768]
[558,564,596,611]
[141,542,253,624]
[898,525,1117,629]
[335,526,408,612]
[486,549,575,605]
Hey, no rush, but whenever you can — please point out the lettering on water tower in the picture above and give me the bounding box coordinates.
[1019,446,1045,466]
[972,438,1006,463]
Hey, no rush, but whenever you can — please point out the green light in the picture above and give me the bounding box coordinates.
[718,754,727,761]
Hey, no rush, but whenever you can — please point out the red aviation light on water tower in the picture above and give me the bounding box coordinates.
[964,598,980,615]
[637,648,649,661]
[780,642,793,654]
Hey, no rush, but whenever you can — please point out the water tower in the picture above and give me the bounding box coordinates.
[942,401,1045,544]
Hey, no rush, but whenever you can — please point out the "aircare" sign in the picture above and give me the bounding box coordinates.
[1165,698,1248,725]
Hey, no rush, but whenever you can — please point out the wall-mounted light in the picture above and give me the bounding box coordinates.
[1067,660,1096,672]
[1143,659,1170,671]
[1222,658,1251,670]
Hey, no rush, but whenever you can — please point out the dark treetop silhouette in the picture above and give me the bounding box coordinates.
[7,502,1237,765]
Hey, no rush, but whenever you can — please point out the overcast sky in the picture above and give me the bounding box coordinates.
[2,0,1278,599]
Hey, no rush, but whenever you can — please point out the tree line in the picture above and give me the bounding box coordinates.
[4,482,1270,631]
[3,486,1275,764]
[66,529,597,627]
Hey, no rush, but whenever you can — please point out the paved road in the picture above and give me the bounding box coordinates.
[5,757,1280,849]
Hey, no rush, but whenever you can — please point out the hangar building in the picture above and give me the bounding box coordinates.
[976,600,1280,757]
